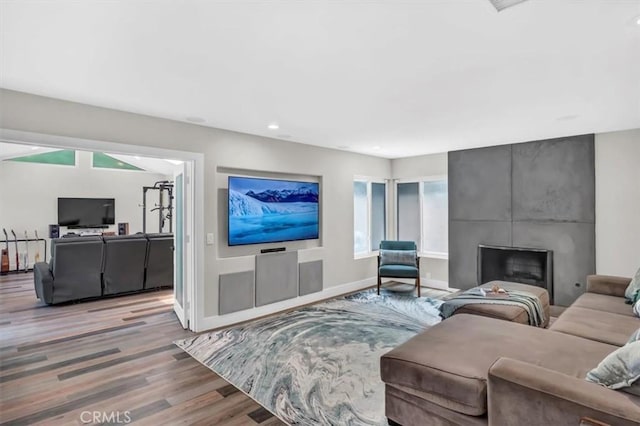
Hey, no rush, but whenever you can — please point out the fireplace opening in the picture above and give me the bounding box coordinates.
[477,244,553,303]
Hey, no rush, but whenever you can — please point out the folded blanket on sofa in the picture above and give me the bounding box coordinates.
[439,288,545,327]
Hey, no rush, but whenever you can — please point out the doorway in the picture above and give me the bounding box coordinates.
[0,128,202,330]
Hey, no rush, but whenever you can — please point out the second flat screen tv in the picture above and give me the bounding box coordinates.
[58,197,115,228]
[228,176,319,246]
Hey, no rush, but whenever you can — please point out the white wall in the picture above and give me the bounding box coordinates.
[390,152,449,284]
[0,150,170,268]
[0,89,391,324]
[595,129,640,277]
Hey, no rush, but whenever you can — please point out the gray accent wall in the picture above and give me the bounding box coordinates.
[448,135,595,306]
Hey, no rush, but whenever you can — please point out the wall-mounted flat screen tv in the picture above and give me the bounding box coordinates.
[228,176,319,246]
[58,197,116,228]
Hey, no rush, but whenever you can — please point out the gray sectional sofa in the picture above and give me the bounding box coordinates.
[381,275,640,426]
[34,233,174,304]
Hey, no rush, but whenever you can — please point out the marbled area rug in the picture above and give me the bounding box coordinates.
[174,289,443,425]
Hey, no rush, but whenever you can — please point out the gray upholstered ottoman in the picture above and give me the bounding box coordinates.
[446,281,550,328]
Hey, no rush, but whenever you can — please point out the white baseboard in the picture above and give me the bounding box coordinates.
[196,277,376,332]
[423,278,449,290]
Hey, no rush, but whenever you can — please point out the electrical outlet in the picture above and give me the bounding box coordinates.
[206,233,214,245]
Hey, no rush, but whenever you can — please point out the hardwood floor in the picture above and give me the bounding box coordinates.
[0,273,284,426]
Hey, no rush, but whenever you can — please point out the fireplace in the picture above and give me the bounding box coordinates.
[477,244,553,303]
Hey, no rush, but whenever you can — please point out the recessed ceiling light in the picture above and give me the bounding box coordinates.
[268,123,279,130]
[636,16,640,26]
[185,116,205,123]
[557,114,579,121]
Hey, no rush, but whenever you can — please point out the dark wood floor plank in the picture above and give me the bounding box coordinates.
[121,308,173,321]
[218,383,241,397]
[0,353,46,371]
[87,298,162,313]
[248,406,275,424]
[17,322,147,352]
[57,344,175,381]
[1,348,121,383]
[172,351,191,361]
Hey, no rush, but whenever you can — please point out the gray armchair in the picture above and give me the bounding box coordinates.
[34,236,104,304]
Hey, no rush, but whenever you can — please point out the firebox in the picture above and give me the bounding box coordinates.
[477,244,553,303]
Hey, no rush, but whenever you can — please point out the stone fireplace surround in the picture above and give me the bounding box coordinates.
[448,135,595,306]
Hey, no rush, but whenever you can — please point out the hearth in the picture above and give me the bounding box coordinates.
[477,244,553,303]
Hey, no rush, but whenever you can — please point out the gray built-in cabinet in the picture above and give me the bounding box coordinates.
[448,135,595,306]
[218,252,324,315]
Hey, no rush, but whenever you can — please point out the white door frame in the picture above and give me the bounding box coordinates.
[0,128,204,331]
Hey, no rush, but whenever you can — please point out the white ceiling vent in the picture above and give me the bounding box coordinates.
[489,0,529,11]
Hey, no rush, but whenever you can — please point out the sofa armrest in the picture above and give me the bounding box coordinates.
[587,275,631,297]
[488,358,640,426]
[33,262,54,304]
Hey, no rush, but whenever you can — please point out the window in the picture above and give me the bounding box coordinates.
[397,177,448,257]
[8,149,76,166]
[422,179,448,256]
[354,179,386,255]
[92,152,144,170]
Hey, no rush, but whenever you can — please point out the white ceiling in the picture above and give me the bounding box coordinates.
[1,0,639,159]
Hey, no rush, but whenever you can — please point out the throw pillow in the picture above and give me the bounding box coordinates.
[586,341,640,396]
[635,300,640,318]
[380,249,417,267]
[624,267,640,304]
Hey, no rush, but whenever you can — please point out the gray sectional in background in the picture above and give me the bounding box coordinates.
[33,233,174,305]
[448,135,595,306]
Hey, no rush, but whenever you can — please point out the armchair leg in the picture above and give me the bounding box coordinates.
[377,274,381,295]
[416,276,421,297]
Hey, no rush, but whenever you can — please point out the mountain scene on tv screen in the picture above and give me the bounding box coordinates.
[229,178,319,245]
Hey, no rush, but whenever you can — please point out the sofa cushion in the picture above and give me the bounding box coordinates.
[379,264,419,278]
[550,306,639,347]
[572,293,635,317]
[624,267,640,303]
[380,314,616,416]
[587,341,640,396]
[385,384,488,426]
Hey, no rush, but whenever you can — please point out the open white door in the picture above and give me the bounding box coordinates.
[173,166,189,329]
